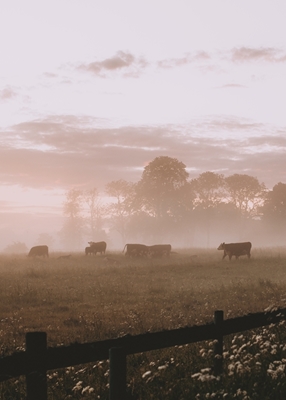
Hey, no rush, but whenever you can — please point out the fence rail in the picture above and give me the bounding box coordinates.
[1,307,286,399]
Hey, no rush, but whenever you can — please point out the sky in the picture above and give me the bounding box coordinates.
[0,1,286,249]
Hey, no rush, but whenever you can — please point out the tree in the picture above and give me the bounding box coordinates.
[36,233,54,248]
[261,182,286,229]
[191,172,226,246]
[59,188,83,250]
[136,156,190,218]
[135,156,192,242]
[105,180,135,245]
[3,241,28,254]
[191,172,225,209]
[83,188,106,241]
[225,174,266,219]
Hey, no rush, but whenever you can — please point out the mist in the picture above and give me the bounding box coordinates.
[1,156,285,254]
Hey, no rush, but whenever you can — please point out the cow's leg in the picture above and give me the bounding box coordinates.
[222,251,227,260]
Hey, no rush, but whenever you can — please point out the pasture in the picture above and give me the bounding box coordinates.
[1,247,286,399]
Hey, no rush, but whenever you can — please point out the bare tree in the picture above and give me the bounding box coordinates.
[191,172,225,246]
[105,180,135,245]
[83,187,106,241]
[59,188,83,251]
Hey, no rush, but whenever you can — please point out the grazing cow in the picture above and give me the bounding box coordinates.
[123,243,148,257]
[217,242,252,260]
[28,245,49,258]
[87,241,107,255]
[147,244,172,258]
[85,246,96,256]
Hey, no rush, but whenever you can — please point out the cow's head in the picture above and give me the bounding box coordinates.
[217,242,225,250]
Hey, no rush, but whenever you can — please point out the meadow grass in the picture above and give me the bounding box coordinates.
[1,247,286,399]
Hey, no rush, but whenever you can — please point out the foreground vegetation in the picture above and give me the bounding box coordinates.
[1,247,286,399]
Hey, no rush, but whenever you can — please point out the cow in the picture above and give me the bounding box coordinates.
[217,242,252,260]
[122,243,148,257]
[147,244,172,258]
[28,245,49,258]
[85,246,97,256]
[87,241,107,255]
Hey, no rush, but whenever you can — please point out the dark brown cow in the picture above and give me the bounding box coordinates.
[217,242,252,260]
[123,243,148,257]
[87,241,107,255]
[28,245,49,258]
[147,244,172,257]
[85,246,95,255]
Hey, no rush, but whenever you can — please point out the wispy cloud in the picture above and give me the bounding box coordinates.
[0,86,17,101]
[219,83,247,89]
[78,51,148,77]
[230,47,286,63]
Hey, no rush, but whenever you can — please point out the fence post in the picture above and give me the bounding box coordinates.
[109,347,126,400]
[214,310,223,376]
[26,332,48,400]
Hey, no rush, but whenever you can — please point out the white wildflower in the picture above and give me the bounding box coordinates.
[158,365,168,371]
[82,386,90,394]
[142,371,152,379]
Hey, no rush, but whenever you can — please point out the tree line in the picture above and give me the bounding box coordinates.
[60,156,286,249]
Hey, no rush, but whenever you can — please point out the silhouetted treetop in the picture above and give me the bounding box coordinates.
[225,174,266,218]
[136,156,190,219]
[262,182,286,222]
[191,171,225,208]
[140,156,189,190]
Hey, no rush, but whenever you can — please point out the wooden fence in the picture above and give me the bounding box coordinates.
[1,307,286,399]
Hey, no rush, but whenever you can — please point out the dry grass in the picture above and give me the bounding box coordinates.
[1,247,286,398]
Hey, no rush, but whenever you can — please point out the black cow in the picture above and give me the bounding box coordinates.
[147,244,172,257]
[217,242,252,260]
[28,245,49,258]
[123,243,148,257]
[87,241,107,255]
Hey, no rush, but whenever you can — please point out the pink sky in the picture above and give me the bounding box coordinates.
[0,1,286,249]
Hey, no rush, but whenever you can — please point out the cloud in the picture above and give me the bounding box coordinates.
[219,84,247,89]
[73,46,286,82]
[0,86,17,101]
[78,51,148,77]
[157,51,211,69]
[0,115,285,192]
[231,47,286,63]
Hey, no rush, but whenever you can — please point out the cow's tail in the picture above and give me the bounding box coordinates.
[122,244,127,254]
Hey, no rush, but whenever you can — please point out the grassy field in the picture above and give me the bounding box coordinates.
[1,247,286,399]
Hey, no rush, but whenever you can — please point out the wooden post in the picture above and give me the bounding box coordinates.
[109,347,126,400]
[26,332,48,400]
[214,310,223,375]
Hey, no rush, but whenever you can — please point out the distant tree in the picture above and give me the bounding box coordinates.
[191,171,225,209]
[225,174,266,219]
[135,156,192,242]
[191,172,225,246]
[136,156,189,218]
[36,233,54,248]
[59,188,84,250]
[105,180,135,245]
[3,241,28,254]
[83,187,106,240]
[261,182,286,228]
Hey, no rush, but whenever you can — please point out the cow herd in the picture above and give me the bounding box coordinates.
[122,243,172,258]
[26,241,252,261]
